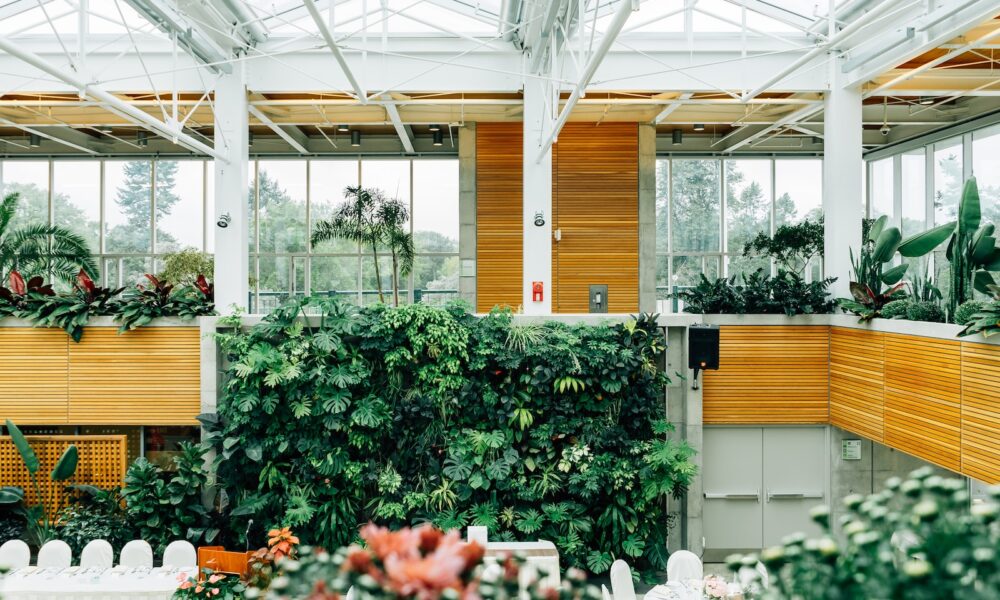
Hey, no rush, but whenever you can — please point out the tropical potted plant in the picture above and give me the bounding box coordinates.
[0,192,97,284]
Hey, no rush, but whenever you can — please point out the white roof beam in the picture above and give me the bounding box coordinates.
[302,0,366,104]
[248,104,309,154]
[123,0,232,73]
[218,0,268,44]
[653,92,692,124]
[0,32,227,160]
[0,120,102,154]
[719,0,815,32]
[844,0,1000,88]
[422,0,500,26]
[721,103,823,151]
[741,0,908,102]
[382,95,415,154]
[535,0,638,163]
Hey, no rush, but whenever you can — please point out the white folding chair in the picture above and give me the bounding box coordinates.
[162,540,197,568]
[0,539,30,570]
[609,560,636,600]
[666,550,703,583]
[119,539,153,567]
[80,539,114,568]
[37,539,72,568]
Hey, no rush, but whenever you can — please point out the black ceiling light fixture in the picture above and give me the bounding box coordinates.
[28,133,41,147]
[337,123,350,132]
[693,123,705,132]
[137,131,148,147]
[672,128,683,145]
[248,131,254,147]
[98,125,113,134]
[432,129,444,146]
[351,130,361,147]
[919,96,934,105]
[429,123,441,132]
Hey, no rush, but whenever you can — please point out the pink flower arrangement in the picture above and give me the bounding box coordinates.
[341,523,487,600]
[702,574,728,599]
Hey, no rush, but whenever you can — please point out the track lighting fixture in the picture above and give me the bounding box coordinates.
[432,130,443,146]
[248,131,254,147]
[672,129,682,145]
[28,133,41,147]
[429,124,441,132]
[337,124,350,132]
[137,131,148,147]
[693,124,705,132]
[919,97,934,105]
[351,130,361,147]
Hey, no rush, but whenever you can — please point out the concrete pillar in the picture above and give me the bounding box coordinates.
[823,59,863,298]
[213,64,249,313]
[666,324,703,554]
[522,78,553,314]
[638,124,657,313]
[458,124,477,308]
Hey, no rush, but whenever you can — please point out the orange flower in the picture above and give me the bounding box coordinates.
[208,573,224,584]
[418,526,444,554]
[268,526,301,560]
[178,579,193,590]
[345,547,374,572]
[195,585,204,593]
[360,523,421,561]
[458,541,485,569]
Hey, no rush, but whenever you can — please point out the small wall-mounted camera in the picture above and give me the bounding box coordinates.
[880,124,891,136]
[217,213,231,228]
[533,211,545,227]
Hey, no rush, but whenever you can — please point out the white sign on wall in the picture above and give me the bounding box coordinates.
[842,439,862,461]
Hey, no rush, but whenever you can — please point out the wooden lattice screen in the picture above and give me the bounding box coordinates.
[0,435,128,516]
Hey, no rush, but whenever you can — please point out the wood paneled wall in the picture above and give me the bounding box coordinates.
[475,122,639,313]
[0,326,201,425]
[830,327,884,443]
[703,326,830,424]
[961,342,1000,483]
[475,123,523,312]
[705,325,1000,483]
[883,334,962,472]
[552,123,639,312]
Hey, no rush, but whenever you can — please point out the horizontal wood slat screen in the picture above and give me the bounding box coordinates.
[68,327,201,425]
[829,327,884,443]
[552,123,639,313]
[961,342,1000,483]
[476,123,523,312]
[703,326,830,424]
[0,329,69,424]
[883,333,962,473]
[0,435,127,517]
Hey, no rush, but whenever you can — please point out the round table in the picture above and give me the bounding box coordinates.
[0,565,197,599]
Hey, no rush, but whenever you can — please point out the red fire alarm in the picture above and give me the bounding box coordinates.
[532,281,543,302]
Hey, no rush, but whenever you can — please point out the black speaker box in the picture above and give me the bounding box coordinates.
[688,324,720,371]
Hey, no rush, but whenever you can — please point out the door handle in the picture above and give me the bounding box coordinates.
[766,490,823,502]
[704,489,760,502]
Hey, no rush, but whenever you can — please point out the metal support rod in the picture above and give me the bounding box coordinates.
[247,104,309,154]
[303,0,367,104]
[0,32,228,161]
[534,0,637,163]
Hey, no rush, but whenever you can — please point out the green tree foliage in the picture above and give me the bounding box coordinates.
[0,193,97,285]
[207,299,696,580]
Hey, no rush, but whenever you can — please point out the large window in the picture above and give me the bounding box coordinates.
[655,157,823,310]
[0,158,460,312]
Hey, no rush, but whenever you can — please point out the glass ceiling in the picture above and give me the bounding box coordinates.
[0,0,852,39]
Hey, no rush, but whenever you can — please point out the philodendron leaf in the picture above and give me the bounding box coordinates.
[873,227,903,263]
[899,223,955,257]
[51,445,78,481]
[958,176,982,236]
[881,263,908,286]
[971,230,997,265]
[974,270,996,295]
[6,420,40,474]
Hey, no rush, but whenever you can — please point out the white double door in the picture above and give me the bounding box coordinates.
[703,427,828,557]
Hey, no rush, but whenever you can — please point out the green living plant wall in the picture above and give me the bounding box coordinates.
[206,297,696,580]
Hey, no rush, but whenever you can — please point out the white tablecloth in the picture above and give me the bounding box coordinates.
[484,541,560,589]
[0,566,197,599]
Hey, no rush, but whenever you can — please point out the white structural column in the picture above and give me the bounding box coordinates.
[213,64,250,313]
[822,60,863,299]
[522,77,554,314]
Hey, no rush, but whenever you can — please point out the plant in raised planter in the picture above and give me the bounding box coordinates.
[114,273,215,332]
[18,270,125,341]
[0,192,98,285]
[958,284,1000,338]
[0,270,55,317]
[742,218,824,274]
[673,269,835,316]
[0,420,78,546]
[899,177,1000,317]
[838,216,909,321]
[729,467,1000,599]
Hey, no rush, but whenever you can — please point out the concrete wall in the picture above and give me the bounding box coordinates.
[638,124,657,313]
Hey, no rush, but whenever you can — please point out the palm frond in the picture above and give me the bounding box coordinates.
[391,230,415,277]
[0,193,19,237]
[2,223,97,283]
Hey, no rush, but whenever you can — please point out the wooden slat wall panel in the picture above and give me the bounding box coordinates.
[552,123,639,313]
[0,328,69,424]
[0,435,126,516]
[68,327,201,425]
[830,327,884,442]
[961,342,1000,484]
[884,333,962,472]
[703,326,829,424]
[476,123,523,312]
